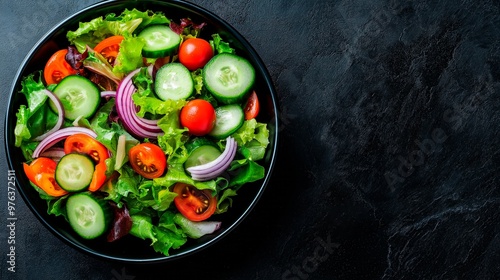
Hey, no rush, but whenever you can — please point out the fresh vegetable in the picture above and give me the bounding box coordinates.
[32,89,64,142]
[66,192,112,239]
[178,38,214,71]
[94,35,124,65]
[106,202,133,242]
[66,8,170,53]
[179,99,216,136]
[49,75,101,121]
[209,104,245,139]
[32,127,98,159]
[128,143,167,179]
[203,53,255,104]
[23,157,68,197]
[55,153,95,192]
[15,8,271,257]
[244,90,260,120]
[173,213,221,238]
[89,160,108,192]
[186,136,237,181]
[43,49,79,85]
[115,68,163,138]
[138,25,180,58]
[64,133,109,191]
[64,133,109,163]
[173,183,217,221]
[83,46,124,85]
[154,63,194,101]
[184,144,222,169]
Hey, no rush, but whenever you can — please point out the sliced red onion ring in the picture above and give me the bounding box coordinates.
[187,137,237,181]
[115,68,163,138]
[32,127,98,158]
[32,89,64,142]
[101,91,117,98]
[39,147,66,162]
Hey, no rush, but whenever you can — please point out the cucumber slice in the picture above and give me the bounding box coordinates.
[138,25,181,58]
[66,192,111,239]
[185,137,219,154]
[185,145,222,169]
[209,104,245,139]
[154,63,194,101]
[203,53,255,104]
[49,75,100,121]
[55,153,95,192]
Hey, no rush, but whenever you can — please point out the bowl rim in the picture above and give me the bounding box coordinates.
[4,0,279,263]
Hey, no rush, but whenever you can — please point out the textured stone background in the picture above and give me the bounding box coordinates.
[2,0,500,279]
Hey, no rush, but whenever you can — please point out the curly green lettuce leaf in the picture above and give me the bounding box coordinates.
[231,119,270,161]
[153,226,187,256]
[129,211,187,256]
[67,8,169,53]
[67,17,107,53]
[210,33,235,54]
[89,99,139,173]
[228,159,265,188]
[101,164,142,205]
[216,188,238,214]
[129,214,157,244]
[104,8,170,33]
[113,35,146,75]
[14,72,68,149]
[152,211,187,255]
[46,195,69,220]
[153,163,217,193]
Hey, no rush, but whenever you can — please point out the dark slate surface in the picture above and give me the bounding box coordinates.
[2,0,500,279]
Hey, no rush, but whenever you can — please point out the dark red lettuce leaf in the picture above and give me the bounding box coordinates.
[65,46,87,71]
[107,202,133,242]
[170,18,206,35]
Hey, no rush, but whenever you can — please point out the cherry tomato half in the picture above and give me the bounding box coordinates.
[128,143,167,179]
[94,35,124,65]
[244,90,260,120]
[23,157,68,197]
[43,49,78,85]
[180,99,216,136]
[173,183,217,221]
[178,38,214,71]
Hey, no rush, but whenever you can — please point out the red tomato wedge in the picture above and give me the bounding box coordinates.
[94,35,124,65]
[128,143,167,179]
[43,49,78,85]
[173,183,217,221]
[244,90,260,120]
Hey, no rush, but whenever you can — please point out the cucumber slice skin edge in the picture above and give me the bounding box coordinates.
[55,153,95,192]
[66,192,111,240]
[49,75,101,121]
[154,63,194,101]
[203,53,256,104]
[138,25,181,58]
[209,104,245,139]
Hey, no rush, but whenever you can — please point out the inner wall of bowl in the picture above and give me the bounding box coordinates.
[5,0,278,262]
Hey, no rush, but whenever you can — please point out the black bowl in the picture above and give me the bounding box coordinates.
[4,0,278,263]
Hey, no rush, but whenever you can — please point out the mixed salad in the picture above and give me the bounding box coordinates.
[14,8,269,256]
